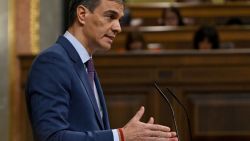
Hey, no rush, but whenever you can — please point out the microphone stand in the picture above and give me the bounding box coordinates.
[154,81,193,141]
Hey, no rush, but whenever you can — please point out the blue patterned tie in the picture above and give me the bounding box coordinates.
[86,59,95,90]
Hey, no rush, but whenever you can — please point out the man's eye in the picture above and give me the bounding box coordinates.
[104,11,119,21]
[108,15,115,20]
[105,14,117,20]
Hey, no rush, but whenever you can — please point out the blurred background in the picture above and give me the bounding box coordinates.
[1,0,250,141]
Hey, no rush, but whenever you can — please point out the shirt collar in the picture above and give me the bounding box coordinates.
[64,31,91,64]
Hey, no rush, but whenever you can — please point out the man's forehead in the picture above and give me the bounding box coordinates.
[100,0,125,14]
[106,0,124,4]
[103,0,125,8]
[104,8,125,18]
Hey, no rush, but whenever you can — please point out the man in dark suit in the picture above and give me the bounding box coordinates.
[26,0,178,141]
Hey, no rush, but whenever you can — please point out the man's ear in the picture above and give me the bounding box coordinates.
[76,5,88,25]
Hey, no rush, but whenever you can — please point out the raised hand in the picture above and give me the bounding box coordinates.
[121,106,178,141]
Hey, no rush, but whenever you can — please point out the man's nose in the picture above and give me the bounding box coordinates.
[112,20,122,34]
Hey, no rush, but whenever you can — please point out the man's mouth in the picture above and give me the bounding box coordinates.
[106,35,115,40]
[105,35,115,43]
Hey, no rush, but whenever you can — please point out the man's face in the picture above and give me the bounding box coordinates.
[83,0,124,52]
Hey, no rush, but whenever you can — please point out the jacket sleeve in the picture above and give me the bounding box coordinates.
[26,51,113,141]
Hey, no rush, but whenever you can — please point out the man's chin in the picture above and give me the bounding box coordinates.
[96,43,112,52]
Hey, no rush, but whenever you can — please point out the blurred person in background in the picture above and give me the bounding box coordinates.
[125,31,147,51]
[160,7,185,26]
[193,25,220,50]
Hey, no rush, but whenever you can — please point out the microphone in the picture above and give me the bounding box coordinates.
[154,81,193,141]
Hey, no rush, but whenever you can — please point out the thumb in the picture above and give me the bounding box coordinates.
[131,106,145,122]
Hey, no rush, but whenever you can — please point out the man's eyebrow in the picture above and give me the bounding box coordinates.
[104,10,124,17]
[104,10,118,15]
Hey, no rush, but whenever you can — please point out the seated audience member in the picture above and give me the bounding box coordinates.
[193,25,220,50]
[125,31,147,51]
[160,7,185,26]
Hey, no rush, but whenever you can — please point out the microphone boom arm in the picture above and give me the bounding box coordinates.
[154,82,181,141]
[154,81,193,141]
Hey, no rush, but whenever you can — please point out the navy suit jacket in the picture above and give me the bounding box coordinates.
[26,36,113,141]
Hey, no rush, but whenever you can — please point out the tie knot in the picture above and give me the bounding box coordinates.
[86,59,95,72]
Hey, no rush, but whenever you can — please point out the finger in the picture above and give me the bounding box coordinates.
[171,132,177,137]
[147,130,175,138]
[168,137,179,141]
[131,106,145,121]
[146,124,171,132]
[143,136,176,141]
[143,137,161,141]
[147,117,154,124]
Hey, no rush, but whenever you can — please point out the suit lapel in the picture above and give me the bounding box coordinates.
[56,36,104,129]
[95,74,110,129]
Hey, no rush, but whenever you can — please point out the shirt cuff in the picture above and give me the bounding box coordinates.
[112,129,120,141]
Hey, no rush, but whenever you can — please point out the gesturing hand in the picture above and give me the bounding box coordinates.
[121,106,178,141]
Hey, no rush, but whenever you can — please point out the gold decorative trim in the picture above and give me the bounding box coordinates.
[30,0,40,54]
[8,0,15,140]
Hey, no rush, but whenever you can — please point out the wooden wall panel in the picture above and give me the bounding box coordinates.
[187,93,250,135]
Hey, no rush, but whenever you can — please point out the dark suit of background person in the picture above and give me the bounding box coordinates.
[25,0,178,141]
